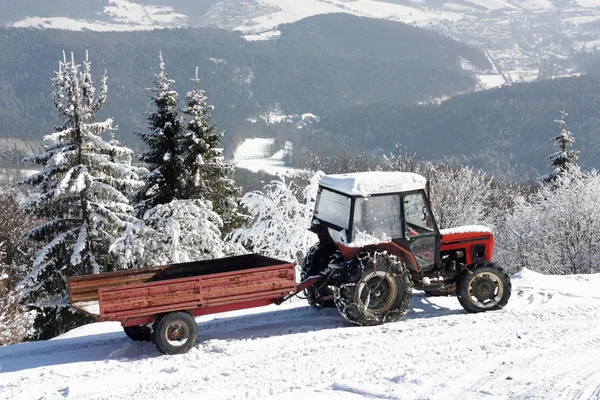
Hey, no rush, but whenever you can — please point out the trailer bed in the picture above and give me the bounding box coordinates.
[68,254,296,328]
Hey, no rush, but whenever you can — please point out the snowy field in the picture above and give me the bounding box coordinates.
[233,138,303,176]
[234,0,463,35]
[477,74,507,89]
[1,269,600,399]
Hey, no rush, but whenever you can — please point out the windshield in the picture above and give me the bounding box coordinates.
[314,187,351,229]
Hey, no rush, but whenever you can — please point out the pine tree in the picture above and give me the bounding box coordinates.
[133,52,184,218]
[181,67,242,233]
[125,57,241,266]
[544,110,579,183]
[19,51,143,339]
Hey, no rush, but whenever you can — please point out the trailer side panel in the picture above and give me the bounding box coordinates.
[98,263,296,322]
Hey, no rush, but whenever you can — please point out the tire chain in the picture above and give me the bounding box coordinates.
[333,251,413,326]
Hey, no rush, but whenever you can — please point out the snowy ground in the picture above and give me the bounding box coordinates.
[1,268,600,399]
[477,74,507,89]
[233,138,303,176]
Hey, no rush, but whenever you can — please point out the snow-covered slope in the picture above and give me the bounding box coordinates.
[1,269,600,399]
[6,0,457,31]
[233,137,302,176]
[8,0,188,31]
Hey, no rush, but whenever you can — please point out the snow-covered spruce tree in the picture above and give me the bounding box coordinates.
[112,198,233,268]
[229,171,323,265]
[133,52,185,218]
[181,67,242,233]
[543,110,579,183]
[142,199,227,264]
[19,52,143,339]
[126,56,238,266]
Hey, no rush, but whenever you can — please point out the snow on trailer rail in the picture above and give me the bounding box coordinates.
[68,254,300,355]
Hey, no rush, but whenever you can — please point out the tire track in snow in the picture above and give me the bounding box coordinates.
[441,311,600,399]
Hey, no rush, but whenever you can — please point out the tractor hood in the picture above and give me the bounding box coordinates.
[440,225,495,264]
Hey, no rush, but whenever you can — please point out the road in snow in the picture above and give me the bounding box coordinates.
[1,269,600,399]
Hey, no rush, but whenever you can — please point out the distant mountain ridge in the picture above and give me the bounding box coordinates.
[0,14,484,145]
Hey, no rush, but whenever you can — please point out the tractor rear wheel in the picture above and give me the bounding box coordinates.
[301,244,335,309]
[151,311,198,355]
[457,262,511,313]
[123,325,151,341]
[333,252,413,326]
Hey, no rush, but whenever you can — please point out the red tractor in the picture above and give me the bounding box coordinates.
[301,171,511,326]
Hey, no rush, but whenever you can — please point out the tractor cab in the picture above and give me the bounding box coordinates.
[312,171,441,271]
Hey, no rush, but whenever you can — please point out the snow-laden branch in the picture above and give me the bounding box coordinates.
[229,171,323,263]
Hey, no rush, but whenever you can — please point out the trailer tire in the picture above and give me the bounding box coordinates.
[124,325,151,342]
[457,262,511,313]
[334,251,412,326]
[151,311,198,355]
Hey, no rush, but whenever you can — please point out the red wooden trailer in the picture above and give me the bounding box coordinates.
[68,254,318,355]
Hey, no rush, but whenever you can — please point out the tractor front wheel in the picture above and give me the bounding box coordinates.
[457,263,511,313]
[151,311,198,355]
[334,252,412,326]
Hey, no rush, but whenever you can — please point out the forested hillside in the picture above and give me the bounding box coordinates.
[0,13,483,145]
[0,138,41,167]
[7,13,600,179]
[317,71,600,179]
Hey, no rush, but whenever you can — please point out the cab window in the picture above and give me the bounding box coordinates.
[403,193,434,237]
[314,188,351,229]
[353,195,403,240]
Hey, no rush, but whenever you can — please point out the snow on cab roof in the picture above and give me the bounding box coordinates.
[440,225,492,235]
[319,171,427,196]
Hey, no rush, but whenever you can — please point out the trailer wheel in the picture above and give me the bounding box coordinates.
[151,311,198,355]
[334,252,412,326]
[123,325,151,342]
[457,262,511,313]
